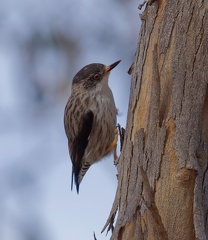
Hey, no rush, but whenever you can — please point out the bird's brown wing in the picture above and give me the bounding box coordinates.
[70,110,94,192]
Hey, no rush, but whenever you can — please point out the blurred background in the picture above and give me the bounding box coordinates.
[0,0,142,239]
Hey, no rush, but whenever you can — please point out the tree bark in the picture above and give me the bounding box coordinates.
[103,1,208,239]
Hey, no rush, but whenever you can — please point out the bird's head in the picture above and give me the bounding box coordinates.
[72,60,121,90]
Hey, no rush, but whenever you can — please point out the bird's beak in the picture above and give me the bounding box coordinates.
[105,60,121,72]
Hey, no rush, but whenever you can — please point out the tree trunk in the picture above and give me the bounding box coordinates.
[103,1,208,239]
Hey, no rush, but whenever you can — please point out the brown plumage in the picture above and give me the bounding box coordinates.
[64,60,121,193]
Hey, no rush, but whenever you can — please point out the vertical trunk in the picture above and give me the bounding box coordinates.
[103,1,208,239]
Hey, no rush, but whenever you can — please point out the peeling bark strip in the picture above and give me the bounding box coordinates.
[103,1,208,239]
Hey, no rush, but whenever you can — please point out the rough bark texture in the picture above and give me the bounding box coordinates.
[103,1,208,239]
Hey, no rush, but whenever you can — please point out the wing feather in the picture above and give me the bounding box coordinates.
[70,110,94,192]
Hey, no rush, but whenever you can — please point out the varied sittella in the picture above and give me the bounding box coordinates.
[64,60,121,193]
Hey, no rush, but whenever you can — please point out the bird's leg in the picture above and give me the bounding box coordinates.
[105,128,118,161]
[117,124,125,152]
[113,142,118,162]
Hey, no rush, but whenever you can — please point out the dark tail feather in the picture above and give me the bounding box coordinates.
[71,162,90,194]
[71,167,74,191]
[71,167,80,194]
[75,176,80,194]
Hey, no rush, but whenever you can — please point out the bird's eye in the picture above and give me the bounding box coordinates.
[93,74,101,80]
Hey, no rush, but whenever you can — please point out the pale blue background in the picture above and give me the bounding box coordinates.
[0,0,143,239]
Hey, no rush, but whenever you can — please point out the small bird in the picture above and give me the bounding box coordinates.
[64,60,121,193]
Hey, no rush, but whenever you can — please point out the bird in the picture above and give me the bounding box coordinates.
[64,60,121,193]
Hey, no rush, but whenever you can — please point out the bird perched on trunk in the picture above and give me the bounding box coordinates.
[64,60,121,193]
